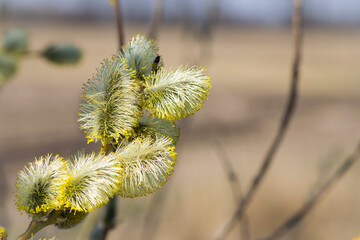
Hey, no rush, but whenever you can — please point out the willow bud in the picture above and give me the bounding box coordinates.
[42,44,82,65]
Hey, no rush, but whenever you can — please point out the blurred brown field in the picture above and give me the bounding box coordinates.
[0,21,360,240]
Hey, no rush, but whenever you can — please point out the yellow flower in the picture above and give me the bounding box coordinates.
[118,134,177,198]
[55,210,88,229]
[144,66,211,121]
[62,152,122,212]
[118,35,162,81]
[15,155,68,215]
[0,227,7,240]
[78,57,141,144]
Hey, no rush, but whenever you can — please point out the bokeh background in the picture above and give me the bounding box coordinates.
[1,0,360,239]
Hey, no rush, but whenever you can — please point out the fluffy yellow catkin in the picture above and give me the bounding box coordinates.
[55,210,88,229]
[15,155,68,215]
[117,134,177,198]
[62,152,123,212]
[0,227,7,240]
[144,66,211,121]
[78,57,141,144]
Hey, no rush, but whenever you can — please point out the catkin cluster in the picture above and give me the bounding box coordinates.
[15,35,211,228]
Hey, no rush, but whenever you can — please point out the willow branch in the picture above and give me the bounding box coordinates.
[213,0,303,239]
[16,210,61,240]
[214,140,250,240]
[260,141,360,240]
[114,0,125,49]
[148,0,164,40]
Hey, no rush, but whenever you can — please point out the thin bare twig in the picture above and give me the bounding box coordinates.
[213,0,303,239]
[114,0,124,49]
[285,152,342,240]
[259,141,360,240]
[198,0,219,64]
[214,140,250,240]
[214,140,242,201]
[148,0,164,40]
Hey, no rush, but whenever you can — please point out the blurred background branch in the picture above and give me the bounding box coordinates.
[214,0,303,238]
[113,0,124,49]
[260,141,360,240]
[147,0,163,40]
[214,139,250,240]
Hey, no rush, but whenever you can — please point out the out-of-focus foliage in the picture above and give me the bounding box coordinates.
[0,27,82,88]
[2,28,28,56]
[0,54,17,86]
[107,0,116,6]
[42,44,82,65]
[0,28,26,87]
[0,227,7,240]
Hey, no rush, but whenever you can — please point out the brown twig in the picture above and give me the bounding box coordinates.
[148,0,164,40]
[214,140,242,202]
[214,140,250,240]
[114,0,125,49]
[259,141,360,240]
[213,0,303,239]
[198,0,219,64]
[285,152,342,240]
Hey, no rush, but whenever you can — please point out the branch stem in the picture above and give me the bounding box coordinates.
[214,140,250,240]
[114,0,124,49]
[16,210,61,240]
[214,0,303,239]
[260,141,360,240]
[148,0,164,40]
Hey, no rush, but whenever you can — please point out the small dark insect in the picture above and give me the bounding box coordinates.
[152,55,160,74]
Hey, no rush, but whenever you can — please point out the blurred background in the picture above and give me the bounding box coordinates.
[0,0,360,239]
